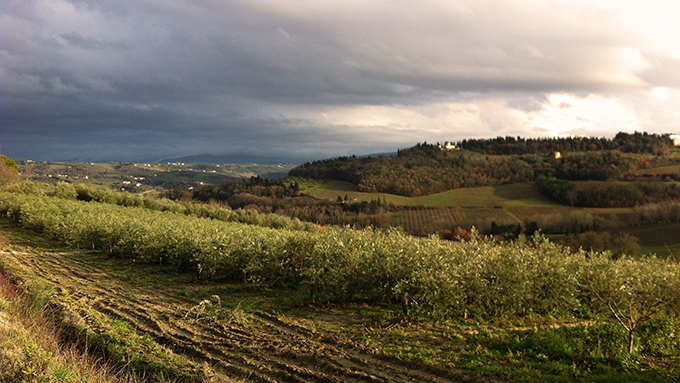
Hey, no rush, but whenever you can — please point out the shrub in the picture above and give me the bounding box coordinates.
[0,155,18,186]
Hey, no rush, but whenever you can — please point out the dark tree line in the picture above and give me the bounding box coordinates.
[458,132,672,156]
[536,176,680,207]
[189,176,300,202]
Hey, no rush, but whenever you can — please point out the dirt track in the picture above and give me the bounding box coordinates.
[2,249,481,383]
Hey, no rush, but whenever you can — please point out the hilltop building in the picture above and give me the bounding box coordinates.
[670,134,680,146]
[438,142,457,150]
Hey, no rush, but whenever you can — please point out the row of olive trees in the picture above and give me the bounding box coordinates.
[1,181,318,232]
[1,191,678,354]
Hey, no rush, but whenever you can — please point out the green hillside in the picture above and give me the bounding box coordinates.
[292,179,678,254]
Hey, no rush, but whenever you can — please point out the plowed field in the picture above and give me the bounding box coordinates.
[0,245,480,383]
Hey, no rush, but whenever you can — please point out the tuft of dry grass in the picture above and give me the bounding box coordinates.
[0,265,129,383]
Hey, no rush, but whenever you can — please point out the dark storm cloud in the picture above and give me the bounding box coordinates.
[1,0,679,162]
[60,31,128,51]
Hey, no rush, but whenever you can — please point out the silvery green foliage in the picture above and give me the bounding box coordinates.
[1,181,318,232]
[584,253,680,353]
[461,234,586,317]
[1,191,678,323]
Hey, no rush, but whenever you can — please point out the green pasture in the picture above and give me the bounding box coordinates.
[636,164,680,175]
[408,191,457,206]
[415,183,556,208]
[304,181,557,232]
[448,187,503,207]
[629,222,680,257]
[300,180,357,197]
[492,183,559,207]
[310,181,558,209]
[296,180,680,242]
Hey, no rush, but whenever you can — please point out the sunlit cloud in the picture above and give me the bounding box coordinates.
[524,94,640,137]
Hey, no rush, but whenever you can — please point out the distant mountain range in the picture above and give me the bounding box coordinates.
[156,153,306,165]
[156,151,398,165]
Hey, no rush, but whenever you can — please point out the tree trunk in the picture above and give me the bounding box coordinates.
[309,275,316,304]
[628,329,635,355]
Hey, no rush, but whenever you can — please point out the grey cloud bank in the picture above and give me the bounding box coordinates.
[2,0,679,163]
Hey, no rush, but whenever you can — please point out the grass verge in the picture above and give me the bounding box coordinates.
[0,246,205,382]
[0,263,122,382]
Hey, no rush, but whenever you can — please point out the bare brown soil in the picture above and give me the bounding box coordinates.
[0,246,483,383]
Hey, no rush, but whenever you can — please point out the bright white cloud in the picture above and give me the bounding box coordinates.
[525,94,641,136]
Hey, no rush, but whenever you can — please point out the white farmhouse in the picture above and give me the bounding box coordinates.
[438,141,457,150]
[670,134,680,146]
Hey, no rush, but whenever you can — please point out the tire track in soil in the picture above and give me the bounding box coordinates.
[4,250,477,383]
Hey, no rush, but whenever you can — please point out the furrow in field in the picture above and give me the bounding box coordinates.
[3,249,467,383]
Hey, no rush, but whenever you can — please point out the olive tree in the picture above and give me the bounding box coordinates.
[584,253,680,354]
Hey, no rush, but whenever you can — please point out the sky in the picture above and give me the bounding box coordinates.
[2,0,680,163]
